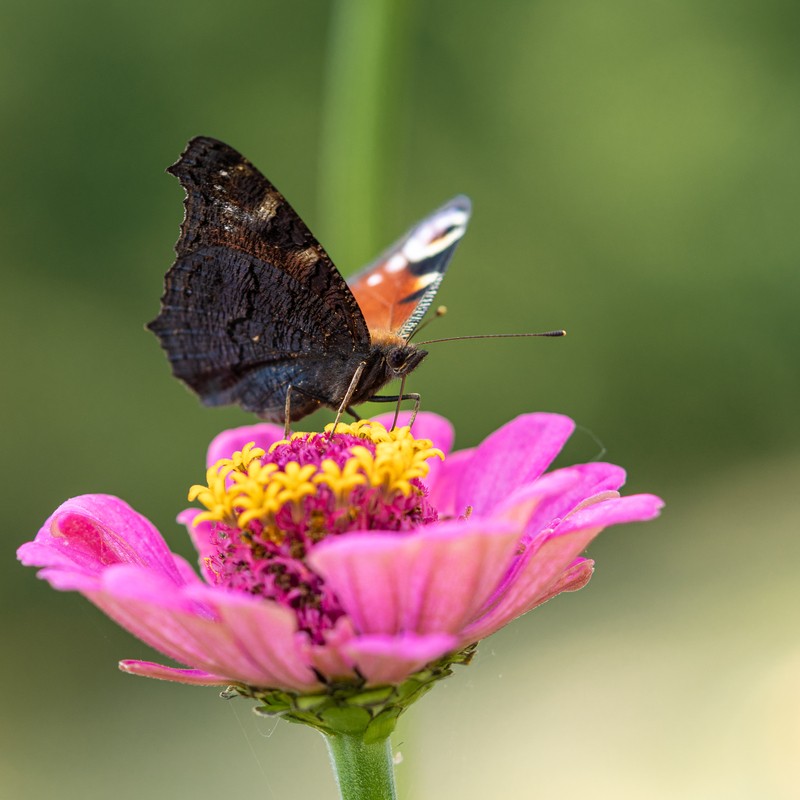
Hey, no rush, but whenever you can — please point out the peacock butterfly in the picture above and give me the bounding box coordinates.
[148,136,470,424]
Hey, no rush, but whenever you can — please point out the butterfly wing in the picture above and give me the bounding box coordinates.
[148,136,371,420]
[347,195,472,339]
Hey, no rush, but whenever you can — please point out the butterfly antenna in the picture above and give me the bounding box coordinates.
[406,306,448,343]
[416,330,566,346]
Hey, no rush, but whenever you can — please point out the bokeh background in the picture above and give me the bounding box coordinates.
[3,0,799,797]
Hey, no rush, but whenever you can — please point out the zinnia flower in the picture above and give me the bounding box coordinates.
[18,412,662,737]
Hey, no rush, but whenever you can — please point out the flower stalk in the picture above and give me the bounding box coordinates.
[319,0,411,266]
[324,732,397,800]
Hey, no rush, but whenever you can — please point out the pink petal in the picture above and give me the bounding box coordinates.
[171,553,205,587]
[17,495,185,589]
[21,553,101,593]
[491,468,587,527]
[478,470,598,606]
[206,423,285,467]
[89,566,222,667]
[555,493,664,536]
[522,462,628,536]
[461,528,602,643]
[466,559,595,648]
[426,447,476,517]
[89,567,318,691]
[177,508,218,582]
[463,494,663,643]
[455,413,576,516]
[308,518,522,637]
[187,585,320,691]
[340,633,458,686]
[119,661,231,686]
[303,618,360,681]
[523,557,595,612]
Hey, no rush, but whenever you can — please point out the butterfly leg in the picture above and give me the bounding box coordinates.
[365,393,422,429]
[284,385,329,438]
[391,374,408,429]
[331,362,367,434]
[283,389,293,438]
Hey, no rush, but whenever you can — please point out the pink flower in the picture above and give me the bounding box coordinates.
[18,413,662,698]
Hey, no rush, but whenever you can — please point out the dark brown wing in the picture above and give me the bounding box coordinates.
[148,136,372,420]
[347,195,471,339]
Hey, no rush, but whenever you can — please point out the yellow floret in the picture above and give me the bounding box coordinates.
[187,420,444,533]
[229,442,266,472]
[265,461,319,508]
[228,462,282,527]
[188,460,240,526]
[313,458,368,498]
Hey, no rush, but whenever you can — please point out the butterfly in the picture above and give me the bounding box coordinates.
[148,136,471,424]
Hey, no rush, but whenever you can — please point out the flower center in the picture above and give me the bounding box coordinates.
[187,420,443,641]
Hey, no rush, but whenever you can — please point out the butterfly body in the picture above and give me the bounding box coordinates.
[148,137,469,423]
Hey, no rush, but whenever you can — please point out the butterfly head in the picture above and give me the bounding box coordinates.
[368,329,427,373]
[385,342,428,376]
[351,331,427,404]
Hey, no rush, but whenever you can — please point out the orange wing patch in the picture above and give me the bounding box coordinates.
[347,196,471,339]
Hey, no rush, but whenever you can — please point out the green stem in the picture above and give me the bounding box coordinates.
[323,732,398,800]
[319,0,410,268]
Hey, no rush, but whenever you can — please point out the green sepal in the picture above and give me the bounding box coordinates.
[225,642,479,737]
[320,705,372,735]
[363,708,401,744]
[349,685,394,705]
[295,693,331,711]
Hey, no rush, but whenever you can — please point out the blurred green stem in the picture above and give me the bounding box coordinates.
[324,732,397,800]
[319,0,410,267]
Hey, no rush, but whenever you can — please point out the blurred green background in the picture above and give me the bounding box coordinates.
[3,0,799,797]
